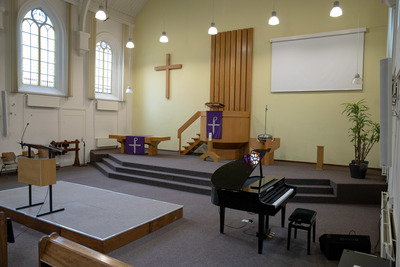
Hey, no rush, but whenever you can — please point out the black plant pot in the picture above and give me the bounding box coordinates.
[349,161,368,179]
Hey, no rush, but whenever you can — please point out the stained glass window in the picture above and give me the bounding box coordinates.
[95,41,113,94]
[21,8,55,88]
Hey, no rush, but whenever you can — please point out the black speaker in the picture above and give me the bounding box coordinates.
[319,234,371,260]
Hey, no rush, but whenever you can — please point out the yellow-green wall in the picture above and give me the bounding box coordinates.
[130,0,388,168]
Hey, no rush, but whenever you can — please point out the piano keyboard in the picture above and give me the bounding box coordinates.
[272,188,294,208]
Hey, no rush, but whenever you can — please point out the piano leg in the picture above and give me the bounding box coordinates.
[220,206,225,234]
[281,205,286,228]
[258,213,264,254]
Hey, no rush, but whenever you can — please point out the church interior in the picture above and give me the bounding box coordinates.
[0,0,399,266]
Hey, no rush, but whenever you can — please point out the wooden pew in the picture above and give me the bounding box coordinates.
[0,212,7,267]
[39,232,133,267]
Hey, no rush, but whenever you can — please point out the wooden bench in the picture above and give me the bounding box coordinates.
[109,134,170,156]
[39,232,133,267]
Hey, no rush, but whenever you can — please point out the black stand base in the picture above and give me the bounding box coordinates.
[16,184,64,217]
[16,202,44,210]
[37,208,65,217]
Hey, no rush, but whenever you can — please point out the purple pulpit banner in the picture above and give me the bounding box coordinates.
[125,135,145,154]
[206,111,222,139]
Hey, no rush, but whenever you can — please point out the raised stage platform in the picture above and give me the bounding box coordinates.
[0,181,182,253]
[91,149,387,204]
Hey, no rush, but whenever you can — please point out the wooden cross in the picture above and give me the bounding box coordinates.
[154,53,182,99]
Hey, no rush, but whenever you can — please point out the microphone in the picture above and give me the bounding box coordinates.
[20,123,29,149]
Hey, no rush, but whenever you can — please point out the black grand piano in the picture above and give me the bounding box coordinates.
[211,149,296,254]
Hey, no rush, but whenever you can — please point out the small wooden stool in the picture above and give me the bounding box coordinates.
[287,208,317,255]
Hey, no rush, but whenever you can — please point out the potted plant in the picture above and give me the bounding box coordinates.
[341,99,380,178]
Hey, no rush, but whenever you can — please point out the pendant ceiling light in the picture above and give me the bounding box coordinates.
[268,11,279,25]
[208,22,218,35]
[126,37,134,48]
[208,0,218,35]
[268,0,279,26]
[126,85,133,94]
[160,31,168,43]
[95,0,108,21]
[159,1,168,43]
[95,5,107,21]
[352,73,362,85]
[352,2,362,86]
[330,1,343,17]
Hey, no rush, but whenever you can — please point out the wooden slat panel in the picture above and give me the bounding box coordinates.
[214,34,221,103]
[229,30,237,111]
[210,35,216,102]
[240,29,247,112]
[210,28,253,112]
[246,28,253,112]
[220,32,226,105]
[235,30,242,111]
[224,31,231,109]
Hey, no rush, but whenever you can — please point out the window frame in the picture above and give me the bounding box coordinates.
[17,1,68,96]
[94,32,122,101]
[95,40,113,94]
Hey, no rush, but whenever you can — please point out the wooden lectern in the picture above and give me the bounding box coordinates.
[17,143,64,217]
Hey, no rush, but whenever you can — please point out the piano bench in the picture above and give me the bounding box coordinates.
[287,208,317,255]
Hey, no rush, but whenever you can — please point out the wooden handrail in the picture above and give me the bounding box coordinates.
[177,111,201,153]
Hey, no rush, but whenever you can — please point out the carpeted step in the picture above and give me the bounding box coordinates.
[291,193,337,203]
[108,154,211,178]
[95,161,211,195]
[102,158,211,187]
[286,178,331,186]
[295,184,334,195]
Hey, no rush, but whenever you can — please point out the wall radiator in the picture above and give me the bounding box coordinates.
[380,192,396,262]
[95,138,118,148]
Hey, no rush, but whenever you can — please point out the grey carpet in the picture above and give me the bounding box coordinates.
[2,162,382,267]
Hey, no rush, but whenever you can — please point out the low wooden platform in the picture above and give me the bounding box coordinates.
[0,181,182,253]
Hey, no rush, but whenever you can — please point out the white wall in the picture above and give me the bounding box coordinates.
[0,0,131,166]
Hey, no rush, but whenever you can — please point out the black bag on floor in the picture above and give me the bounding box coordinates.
[319,234,371,260]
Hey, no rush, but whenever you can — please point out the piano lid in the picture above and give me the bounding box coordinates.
[211,149,269,191]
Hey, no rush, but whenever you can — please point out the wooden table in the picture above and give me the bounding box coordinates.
[109,135,171,156]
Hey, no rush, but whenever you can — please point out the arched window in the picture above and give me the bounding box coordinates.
[17,2,68,96]
[95,41,112,94]
[21,8,55,87]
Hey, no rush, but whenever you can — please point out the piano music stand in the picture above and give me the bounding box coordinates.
[16,143,65,217]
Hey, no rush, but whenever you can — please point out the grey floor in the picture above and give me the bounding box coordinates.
[2,158,383,267]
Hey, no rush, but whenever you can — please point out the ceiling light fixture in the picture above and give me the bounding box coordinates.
[208,22,218,35]
[268,0,279,26]
[126,37,134,48]
[330,1,343,17]
[208,0,218,35]
[95,5,107,21]
[160,31,168,43]
[126,85,133,94]
[352,73,362,85]
[95,0,108,21]
[268,11,279,25]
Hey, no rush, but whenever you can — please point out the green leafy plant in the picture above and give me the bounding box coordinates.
[342,99,380,165]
